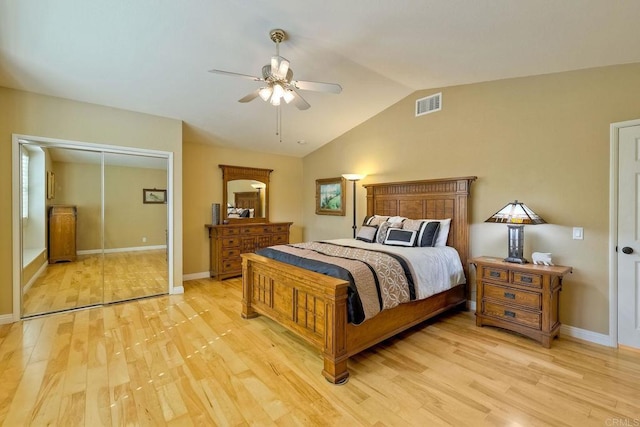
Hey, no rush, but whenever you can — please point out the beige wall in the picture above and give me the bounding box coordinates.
[0,86,183,316]
[303,63,640,335]
[182,141,303,276]
[53,161,168,250]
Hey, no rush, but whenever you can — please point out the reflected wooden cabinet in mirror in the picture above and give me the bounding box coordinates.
[48,205,77,263]
[206,222,292,280]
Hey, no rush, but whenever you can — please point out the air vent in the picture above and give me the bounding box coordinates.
[415,92,442,117]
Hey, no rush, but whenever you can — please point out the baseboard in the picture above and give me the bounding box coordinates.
[183,271,210,281]
[560,324,613,347]
[468,300,476,311]
[23,260,48,294]
[0,313,15,325]
[77,245,167,255]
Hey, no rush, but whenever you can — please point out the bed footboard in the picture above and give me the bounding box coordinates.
[242,253,351,383]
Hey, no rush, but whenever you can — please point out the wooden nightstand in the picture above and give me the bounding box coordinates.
[471,256,572,348]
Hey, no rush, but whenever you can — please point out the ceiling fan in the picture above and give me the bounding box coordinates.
[209,29,342,111]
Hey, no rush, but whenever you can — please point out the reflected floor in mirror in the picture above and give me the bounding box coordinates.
[23,250,168,317]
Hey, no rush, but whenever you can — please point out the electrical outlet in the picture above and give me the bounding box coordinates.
[142,237,147,243]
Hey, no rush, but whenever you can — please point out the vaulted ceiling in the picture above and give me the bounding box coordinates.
[2,1,640,157]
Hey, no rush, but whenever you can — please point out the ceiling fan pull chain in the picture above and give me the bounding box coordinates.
[276,105,282,142]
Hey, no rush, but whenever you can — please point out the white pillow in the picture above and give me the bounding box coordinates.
[421,218,451,246]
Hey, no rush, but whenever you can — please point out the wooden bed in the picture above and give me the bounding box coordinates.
[241,176,476,383]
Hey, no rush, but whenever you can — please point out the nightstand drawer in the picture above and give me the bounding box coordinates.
[483,283,541,310]
[483,301,541,329]
[511,271,542,288]
[482,267,508,283]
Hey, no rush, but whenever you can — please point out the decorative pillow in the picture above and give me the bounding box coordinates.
[384,228,417,246]
[420,218,451,246]
[402,219,424,232]
[387,216,407,224]
[366,215,390,227]
[376,221,403,244]
[416,221,441,247]
[356,225,378,243]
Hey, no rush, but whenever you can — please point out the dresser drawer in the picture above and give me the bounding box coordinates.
[271,233,289,245]
[221,227,240,236]
[222,248,240,259]
[271,224,290,233]
[483,301,541,329]
[482,283,541,310]
[222,237,241,247]
[221,259,241,273]
[240,226,268,235]
[255,236,272,249]
[482,267,508,283]
[511,271,542,288]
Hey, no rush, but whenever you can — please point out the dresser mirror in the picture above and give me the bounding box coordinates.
[220,164,272,223]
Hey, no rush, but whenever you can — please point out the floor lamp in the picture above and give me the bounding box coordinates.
[342,174,366,238]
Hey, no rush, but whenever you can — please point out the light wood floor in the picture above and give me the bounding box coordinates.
[2,277,639,426]
[23,250,168,317]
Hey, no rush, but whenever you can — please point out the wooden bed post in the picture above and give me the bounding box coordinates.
[322,285,349,384]
[241,258,258,319]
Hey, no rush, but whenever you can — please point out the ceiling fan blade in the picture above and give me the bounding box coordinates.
[290,88,311,110]
[293,80,342,94]
[208,69,263,82]
[238,90,260,103]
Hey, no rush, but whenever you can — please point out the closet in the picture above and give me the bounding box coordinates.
[18,140,170,317]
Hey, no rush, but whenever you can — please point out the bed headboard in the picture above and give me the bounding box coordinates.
[363,176,477,277]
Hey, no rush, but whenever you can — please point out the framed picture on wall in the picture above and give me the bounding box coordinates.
[315,177,346,216]
[143,188,167,204]
[47,171,55,200]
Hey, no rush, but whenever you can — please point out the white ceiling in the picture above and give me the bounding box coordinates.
[2,1,640,157]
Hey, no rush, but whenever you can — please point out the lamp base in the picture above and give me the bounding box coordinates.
[504,256,528,264]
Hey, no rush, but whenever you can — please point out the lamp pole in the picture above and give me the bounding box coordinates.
[342,174,366,238]
[351,179,357,238]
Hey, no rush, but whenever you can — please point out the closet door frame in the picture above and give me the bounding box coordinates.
[11,134,175,321]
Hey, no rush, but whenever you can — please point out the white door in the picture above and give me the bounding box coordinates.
[618,124,640,348]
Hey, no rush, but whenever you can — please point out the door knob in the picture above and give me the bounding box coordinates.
[622,246,634,254]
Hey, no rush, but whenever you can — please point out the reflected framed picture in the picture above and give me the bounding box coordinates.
[143,188,167,204]
[47,171,55,200]
[315,177,346,216]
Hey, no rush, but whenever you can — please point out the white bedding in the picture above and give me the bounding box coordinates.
[325,238,465,300]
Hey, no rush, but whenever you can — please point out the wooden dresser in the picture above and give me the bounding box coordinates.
[472,256,572,348]
[48,205,77,264]
[206,222,292,280]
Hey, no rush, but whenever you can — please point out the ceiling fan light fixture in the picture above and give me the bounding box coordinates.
[283,89,295,104]
[258,86,273,101]
[271,56,290,80]
[271,83,285,105]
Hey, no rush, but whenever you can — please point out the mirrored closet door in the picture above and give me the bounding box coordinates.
[19,140,169,317]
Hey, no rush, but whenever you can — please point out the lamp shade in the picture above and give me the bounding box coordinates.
[484,200,546,224]
[342,174,366,181]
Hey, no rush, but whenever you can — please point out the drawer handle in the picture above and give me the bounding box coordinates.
[521,276,533,283]
[504,310,516,318]
[490,271,501,278]
[504,292,516,299]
